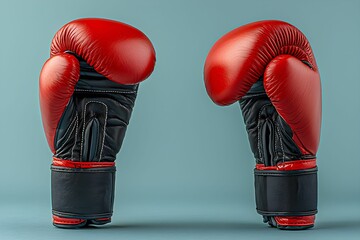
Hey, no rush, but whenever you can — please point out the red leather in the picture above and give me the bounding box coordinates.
[39,54,80,153]
[52,158,115,168]
[204,20,321,156]
[204,20,318,106]
[40,18,156,153]
[51,18,156,85]
[52,215,110,226]
[204,20,320,229]
[274,216,315,227]
[264,55,321,155]
[52,215,85,225]
[256,159,316,171]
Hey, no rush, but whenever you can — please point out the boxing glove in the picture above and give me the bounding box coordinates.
[39,18,155,228]
[204,20,321,229]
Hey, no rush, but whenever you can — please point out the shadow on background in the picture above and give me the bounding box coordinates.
[98,221,276,232]
[104,219,360,232]
[106,220,266,231]
[317,220,360,230]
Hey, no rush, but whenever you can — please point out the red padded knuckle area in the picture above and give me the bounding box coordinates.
[50,18,156,85]
[264,55,321,155]
[39,54,80,153]
[204,20,317,106]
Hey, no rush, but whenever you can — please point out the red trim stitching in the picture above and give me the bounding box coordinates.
[52,157,115,168]
[256,159,316,171]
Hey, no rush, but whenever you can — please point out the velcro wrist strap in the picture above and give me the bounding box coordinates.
[254,167,318,216]
[51,165,116,219]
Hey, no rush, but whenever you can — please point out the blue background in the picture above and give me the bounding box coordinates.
[0,0,359,239]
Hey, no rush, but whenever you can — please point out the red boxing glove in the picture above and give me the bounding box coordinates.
[204,20,321,229]
[39,18,155,228]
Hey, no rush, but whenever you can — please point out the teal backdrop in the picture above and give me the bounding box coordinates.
[0,0,359,239]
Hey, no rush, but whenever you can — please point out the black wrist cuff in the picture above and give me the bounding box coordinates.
[254,167,318,216]
[51,165,116,219]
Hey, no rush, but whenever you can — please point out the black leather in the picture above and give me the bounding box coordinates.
[51,54,137,226]
[54,55,138,162]
[239,78,317,229]
[239,78,307,166]
[51,165,115,219]
[255,168,317,216]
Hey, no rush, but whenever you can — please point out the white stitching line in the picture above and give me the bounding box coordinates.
[75,89,137,94]
[98,102,108,161]
[80,101,108,161]
[76,89,130,111]
[274,122,285,163]
[257,103,272,162]
[274,126,278,155]
[57,116,77,144]
[257,120,262,161]
[71,115,78,160]
[80,103,85,161]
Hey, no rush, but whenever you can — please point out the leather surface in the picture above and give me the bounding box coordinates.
[39,18,156,227]
[203,19,321,170]
[51,18,156,85]
[39,54,80,153]
[254,168,318,216]
[53,56,138,162]
[203,20,321,229]
[40,18,156,153]
[51,165,115,219]
[239,80,305,166]
[204,20,318,106]
[264,55,321,155]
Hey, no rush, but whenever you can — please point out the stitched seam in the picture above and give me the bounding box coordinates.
[52,158,115,166]
[55,219,83,224]
[275,122,285,163]
[53,168,115,173]
[255,172,316,176]
[53,210,112,216]
[274,126,278,158]
[71,115,78,160]
[76,89,136,111]
[95,119,100,159]
[80,101,108,161]
[278,223,313,226]
[98,102,108,161]
[257,104,272,162]
[79,102,86,161]
[258,210,317,215]
[75,89,137,94]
